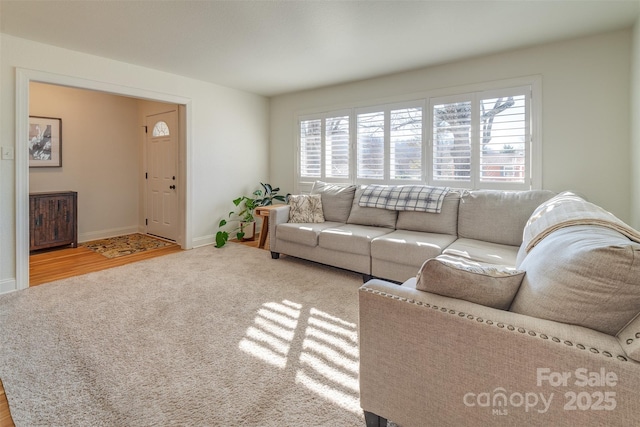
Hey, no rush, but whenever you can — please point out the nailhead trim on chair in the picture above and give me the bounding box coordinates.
[361,287,630,363]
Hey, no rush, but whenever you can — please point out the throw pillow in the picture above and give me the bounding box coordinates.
[288,194,325,223]
[310,181,357,223]
[346,188,397,228]
[510,225,640,336]
[416,255,525,310]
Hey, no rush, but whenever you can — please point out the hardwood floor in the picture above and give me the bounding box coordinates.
[29,244,183,287]
[0,380,12,427]
[1,241,184,427]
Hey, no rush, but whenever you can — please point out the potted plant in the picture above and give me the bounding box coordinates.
[255,183,288,206]
[215,183,288,248]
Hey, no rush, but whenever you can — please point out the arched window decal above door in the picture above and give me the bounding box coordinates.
[152,121,170,137]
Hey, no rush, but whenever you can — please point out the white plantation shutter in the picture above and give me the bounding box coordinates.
[390,107,422,180]
[297,79,537,192]
[479,94,527,184]
[299,119,321,178]
[430,87,531,189]
[325,115,349,178]
[432,100,472,182]
[357,111,385,180]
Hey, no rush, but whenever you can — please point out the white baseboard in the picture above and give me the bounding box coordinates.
[192,234,215,248]
[78,226,140,243]
[0,278,17,295]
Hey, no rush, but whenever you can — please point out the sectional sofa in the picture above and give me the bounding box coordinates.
[268,181,554,283]
[268,182,640,426]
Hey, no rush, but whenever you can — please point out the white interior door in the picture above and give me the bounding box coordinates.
[146,111,178,241]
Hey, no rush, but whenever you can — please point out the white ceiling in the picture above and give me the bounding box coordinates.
[1,0,639,97]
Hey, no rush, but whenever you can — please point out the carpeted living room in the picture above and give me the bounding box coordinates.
[3,243,368,425]
[2,1,640,426]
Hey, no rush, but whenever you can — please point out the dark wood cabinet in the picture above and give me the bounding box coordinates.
[29,191,78,251]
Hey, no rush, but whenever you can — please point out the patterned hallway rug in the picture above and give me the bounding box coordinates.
[80,233,176,258]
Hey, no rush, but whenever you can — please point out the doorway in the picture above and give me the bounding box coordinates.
[146,110,179,241]
[16,68,192,290]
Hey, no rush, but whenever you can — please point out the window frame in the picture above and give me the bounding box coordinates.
[429,85,533,191]
[298,109,353,185]
[295,76,542,193]
[354,100,425,186]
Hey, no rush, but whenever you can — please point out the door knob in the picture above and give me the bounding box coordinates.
[170,185,176,190]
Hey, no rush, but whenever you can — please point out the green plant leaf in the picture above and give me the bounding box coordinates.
[218,219,227,227]
[233,196,244,206]
[215,231,229,248]
[236,231,245,240]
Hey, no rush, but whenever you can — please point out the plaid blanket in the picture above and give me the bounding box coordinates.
[358,185,450,213]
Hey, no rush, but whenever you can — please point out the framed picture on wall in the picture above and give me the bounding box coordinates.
[29,116,62,167]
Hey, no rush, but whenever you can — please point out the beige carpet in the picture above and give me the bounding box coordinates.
[0,243,366,426]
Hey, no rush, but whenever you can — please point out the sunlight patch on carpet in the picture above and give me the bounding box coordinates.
[239,300,302,369]
[240,299,361,414]
[296,307,360,414]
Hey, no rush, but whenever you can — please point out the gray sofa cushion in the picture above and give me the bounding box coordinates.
[443,238,519,266]
[276,221,343,247]
[347,188,397,228]
[319,224,394,256]
[510,225,640,336]
[310,181,356,223]
[371,230,456,266]
[416,254,525,310]
[395,191,460,235]
[458,190,555,246]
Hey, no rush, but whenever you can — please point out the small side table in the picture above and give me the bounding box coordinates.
[255,205,281,249]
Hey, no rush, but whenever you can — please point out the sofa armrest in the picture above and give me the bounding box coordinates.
[359,279,640,426]
[268,205,290,252]
[617,313,640,362]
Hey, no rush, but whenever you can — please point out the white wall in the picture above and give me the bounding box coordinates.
[29,83,140,241]
[632,22,640,230]
[270,29,632,222]
[0,34,269,292]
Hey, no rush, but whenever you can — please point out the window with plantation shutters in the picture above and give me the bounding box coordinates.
[299,118,321,178]
[299,113,351,181]
[356,104,423,182]
[430,87,531,189]
[325,116,349,178]
[479,94,527,184]
[391,107,422,180]
[432,99,472,182]
[357,111,384,179]
[296,78,539,192]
